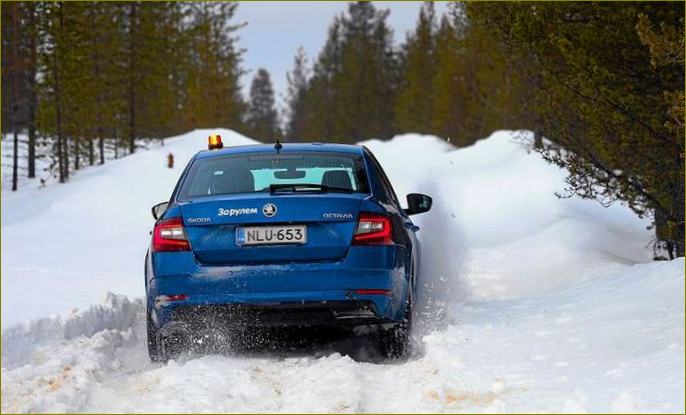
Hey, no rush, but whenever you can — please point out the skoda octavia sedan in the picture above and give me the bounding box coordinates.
[145,135,432,361]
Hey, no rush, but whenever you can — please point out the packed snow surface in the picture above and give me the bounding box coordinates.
[2,129,683,413]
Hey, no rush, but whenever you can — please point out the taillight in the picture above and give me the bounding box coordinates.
[152,217,190,252]
[353,213,393,245]
[354,289,391,296]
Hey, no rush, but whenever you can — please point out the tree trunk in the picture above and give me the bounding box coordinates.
[10,94,18,191]
[127,2,137,155]
[12,129,18,191]
[113,129,118,160]
[9,3,19,191]
[655,209,674,260]
[99,136,105,164]
[672,152,685,258]
[74,137,80,170]
[55,2,67,183]
[534,130,543,150]
[27,1,37,179]
[90,4,104,166]
[88,136,94,166]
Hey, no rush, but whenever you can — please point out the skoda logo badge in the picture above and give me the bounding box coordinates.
[262,203,277,218]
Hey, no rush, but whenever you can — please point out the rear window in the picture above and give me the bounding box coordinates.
[177,152,370,200]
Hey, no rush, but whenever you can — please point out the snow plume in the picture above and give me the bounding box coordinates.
[413,180,470,333]
[360,134,469,334]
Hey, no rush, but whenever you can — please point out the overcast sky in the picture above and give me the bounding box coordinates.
[235,1,450,110]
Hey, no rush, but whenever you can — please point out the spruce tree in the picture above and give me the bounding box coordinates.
[336,1,397,141]
[430,14,465,144]
[3,2,21,190]
[3,1,249,183]
[304,16,344,140]
[466,2,685,258]
[285,47,310,141]
[395,2,435,134]
[26,1,38,178]
[2,1,40,185]
[296,3,397,143]
[246,68,281,141]
[185,2,245,130]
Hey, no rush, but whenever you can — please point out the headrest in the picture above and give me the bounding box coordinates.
[210,169,255,194]
[321,170,352,190]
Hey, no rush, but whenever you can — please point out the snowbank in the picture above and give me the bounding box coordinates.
[2,129,683,413]
[1,129,256,326]
[363,131,653,302]
[2,293,142,369]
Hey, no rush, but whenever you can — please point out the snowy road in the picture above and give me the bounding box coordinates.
[2,130,684,413]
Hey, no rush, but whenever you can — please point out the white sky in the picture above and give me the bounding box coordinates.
[234,1,450,110]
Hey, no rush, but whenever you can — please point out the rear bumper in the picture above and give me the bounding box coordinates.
[147,246,411,329]
[168,301,390,328]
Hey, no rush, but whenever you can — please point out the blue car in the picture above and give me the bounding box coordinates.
[145,136,432,360]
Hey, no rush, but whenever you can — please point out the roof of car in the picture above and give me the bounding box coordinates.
[195,142,365,160]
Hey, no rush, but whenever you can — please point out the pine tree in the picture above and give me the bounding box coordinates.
[35,1,70,182]
[395,2,435,134]
[164,1,193,138]
[336,1,397,141]
[303,16,344,140]
[185,2,245,130]
[25,1,38,178]
[466,2,685,258]
[429,14,465,143]
[3,2,21,190]
[61,2,98,171]
[125,2,138,154]
[84,2,127,164]
[3,1,249,183]
[2,2,40,186]
[285,47,310,140]
[295,2,397,143]
[135,2,180,141]
[246,68,280,141]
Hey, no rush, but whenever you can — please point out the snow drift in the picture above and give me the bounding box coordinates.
[2,129,683,413]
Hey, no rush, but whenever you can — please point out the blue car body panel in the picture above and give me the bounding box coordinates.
[146,143,420,330]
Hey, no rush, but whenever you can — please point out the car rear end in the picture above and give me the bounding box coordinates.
[146,145,413,357]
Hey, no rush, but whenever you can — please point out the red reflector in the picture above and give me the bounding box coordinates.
[152,217,190,252]
[155,294,188,307]
[354,289,391,296]
[353,213,393,245]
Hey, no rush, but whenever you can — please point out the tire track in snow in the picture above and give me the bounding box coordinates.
[3,259,684,413]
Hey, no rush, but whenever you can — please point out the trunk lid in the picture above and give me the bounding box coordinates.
[179,193,366,264]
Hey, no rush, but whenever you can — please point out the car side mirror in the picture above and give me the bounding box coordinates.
[151,201,169,220]
[404,193,432,215]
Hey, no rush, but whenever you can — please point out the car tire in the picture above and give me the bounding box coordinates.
[146,311,165,363]
[380,296,412,359]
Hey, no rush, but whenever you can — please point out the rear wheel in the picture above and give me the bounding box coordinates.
[146,311,164,362]
[379,296,412,359]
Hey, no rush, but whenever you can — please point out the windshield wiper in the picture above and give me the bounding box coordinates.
[269,183,353,194]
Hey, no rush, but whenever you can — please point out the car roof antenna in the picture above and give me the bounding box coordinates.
[274,137,282,153]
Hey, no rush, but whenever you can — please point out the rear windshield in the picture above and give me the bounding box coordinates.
[177,152,370,200]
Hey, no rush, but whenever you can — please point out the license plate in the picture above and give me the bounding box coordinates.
[236,225,307,246]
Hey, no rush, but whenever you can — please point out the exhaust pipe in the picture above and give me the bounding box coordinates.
[333,309,377,320]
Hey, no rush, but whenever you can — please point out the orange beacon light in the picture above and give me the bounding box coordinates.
[208,134,224,150]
